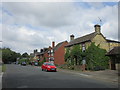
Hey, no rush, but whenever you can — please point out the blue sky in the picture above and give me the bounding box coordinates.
[1,1,119,54]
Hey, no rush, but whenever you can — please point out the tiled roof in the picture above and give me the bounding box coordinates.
[106,47,120,55]
[53,41,67,51]
[65,32,97,47]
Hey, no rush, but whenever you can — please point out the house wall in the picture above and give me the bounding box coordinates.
[92,34,109,51]
[43,52,49,62]
[54,42,68,65]
[108,42,120,51]
[84,41,91,49]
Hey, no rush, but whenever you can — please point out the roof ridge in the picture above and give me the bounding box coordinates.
[53,41,67,51]
[66,32,97,47]
[75,32,96,40]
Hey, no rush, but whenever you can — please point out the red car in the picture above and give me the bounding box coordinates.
[41,62,57,72]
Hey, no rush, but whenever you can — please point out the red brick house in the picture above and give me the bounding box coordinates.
[30,41,68,65]
[39,43,54,62]
[40,41,68,65]
[53,41,68,65]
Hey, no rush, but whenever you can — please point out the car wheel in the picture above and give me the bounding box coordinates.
[42,69,43,71]
[45,69,48,72]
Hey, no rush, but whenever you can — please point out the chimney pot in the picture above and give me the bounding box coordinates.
[52,41,55,48]
[70,34,74,41]
[94,24,101,34]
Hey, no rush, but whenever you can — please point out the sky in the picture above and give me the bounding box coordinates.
[0,0,119,54]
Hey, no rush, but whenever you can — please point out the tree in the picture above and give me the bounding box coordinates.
[22,52,29,58]
[85,42,109,70]
[2,48,21,63]
[70,45,82,65]
[64,48,71,62]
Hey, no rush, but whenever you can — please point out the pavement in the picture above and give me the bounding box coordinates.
[0,71,3,90]
[57,68,119,85]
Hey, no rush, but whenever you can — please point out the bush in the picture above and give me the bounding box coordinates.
[18,58,29,65]
[69,65,74,70]
[93,66,105,71]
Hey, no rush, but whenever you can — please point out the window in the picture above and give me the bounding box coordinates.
[51,53,54,56]
[43,63,46,65]
[47,63,54,66]
[51,50,53,53]
[82,44,86,52]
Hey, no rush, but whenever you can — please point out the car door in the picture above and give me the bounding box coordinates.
[42,63,46,69]
[44,63,48,69]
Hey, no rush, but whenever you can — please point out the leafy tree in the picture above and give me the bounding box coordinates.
[64,48,71,62]
[69,45,82,65]
[0,48,2,59]
[85,42,109,70]
[22,52,29,58]
[18,58,30,65]
[2,48,21,63]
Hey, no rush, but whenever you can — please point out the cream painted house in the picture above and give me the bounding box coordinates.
[65,24,120,52]
[65,24,120,70]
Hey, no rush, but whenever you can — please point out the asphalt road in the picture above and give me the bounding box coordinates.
[2,64,118,88]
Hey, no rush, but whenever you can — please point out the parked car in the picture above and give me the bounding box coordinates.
[41,62,57,72]
[21,62,26,66]
[34,62,38,66]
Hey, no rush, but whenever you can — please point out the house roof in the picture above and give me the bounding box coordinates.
[40,48,49,55]
[65,32,97,47]
[106,46,120,55]
[30,53,34,57]
[106,39,120,43]
[35,52,41,56]
[53,41,67,51]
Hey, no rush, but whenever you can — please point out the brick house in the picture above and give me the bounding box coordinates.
[37,41,68,65]
[53,41,68,65]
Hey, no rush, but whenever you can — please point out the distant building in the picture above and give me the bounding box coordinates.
[35,41,68,65]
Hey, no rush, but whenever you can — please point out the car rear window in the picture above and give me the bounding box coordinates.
[47,63,54,66]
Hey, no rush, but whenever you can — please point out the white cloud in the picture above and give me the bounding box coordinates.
[1,2,118,54]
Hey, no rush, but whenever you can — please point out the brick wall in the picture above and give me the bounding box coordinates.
[54,41,68,65]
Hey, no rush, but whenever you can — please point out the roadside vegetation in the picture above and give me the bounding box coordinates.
[2,48,21,64]
[2,64,6,72]
[38,57,46,66]
[63,42,109,71]
[1,47,30,65]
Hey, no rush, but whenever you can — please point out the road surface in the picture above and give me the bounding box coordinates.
[2,64,118,88]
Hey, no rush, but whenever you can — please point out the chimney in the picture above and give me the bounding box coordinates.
[70,34,74,41]
[34,50,36,53]
[52,41,55,48]
[94,24,101,34]
[40,49,43,53]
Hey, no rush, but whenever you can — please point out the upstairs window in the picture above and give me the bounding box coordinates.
[82,43,86,52]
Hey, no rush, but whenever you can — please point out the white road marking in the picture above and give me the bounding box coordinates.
[76,73,92,77]
[17,85,28,88]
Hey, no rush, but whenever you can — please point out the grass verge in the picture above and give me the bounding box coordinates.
[2,64,6,72]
